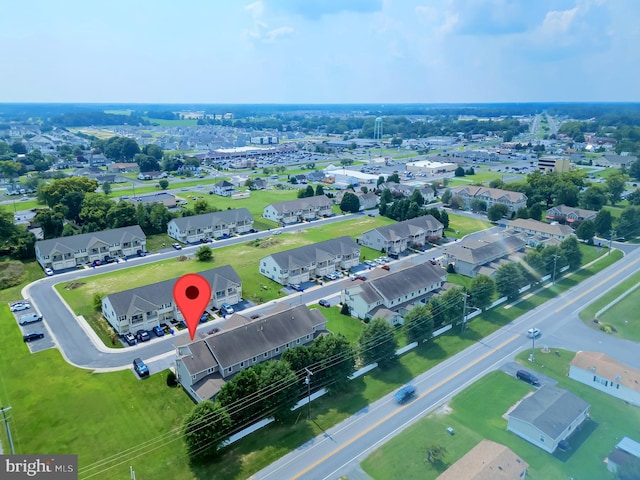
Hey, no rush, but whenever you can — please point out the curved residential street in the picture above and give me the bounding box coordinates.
[251,246,640,480]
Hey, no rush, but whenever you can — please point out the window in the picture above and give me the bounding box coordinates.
[539,436,545,442]
[275,347,279,353]
[264,352,268,358]
[227,367,232,373]
[240,361,244,367]
[252,356,257,362]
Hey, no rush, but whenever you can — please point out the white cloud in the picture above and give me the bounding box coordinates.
[539,7,578,35]
[264,26,295,43]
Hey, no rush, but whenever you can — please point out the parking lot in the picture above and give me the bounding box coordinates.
[9,300,55,353]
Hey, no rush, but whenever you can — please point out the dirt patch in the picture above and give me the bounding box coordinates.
[64,282,85,290]
[502,391,535,419]
[434,403,453,415]
[0,260,26,290]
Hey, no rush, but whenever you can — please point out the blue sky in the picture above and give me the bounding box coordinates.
[2,0,638,103]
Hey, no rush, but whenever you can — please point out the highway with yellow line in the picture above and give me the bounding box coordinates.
[253,246,640,480]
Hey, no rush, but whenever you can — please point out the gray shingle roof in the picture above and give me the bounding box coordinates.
[444,235,525,265]
[452,185,527,203]
[36,225,145,257]
[105,265,241,318]
[547,205,597,219]
[509,385,590,440]
[509,219,574,237]
[366,215,443,241]
[204,305,326,368]
[369,263,445,300]
[182,339,218,375]
[268,195,332,214]
[267,236,359,270]
[169,208,253,232]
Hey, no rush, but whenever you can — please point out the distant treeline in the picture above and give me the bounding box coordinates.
[49,112,149,127]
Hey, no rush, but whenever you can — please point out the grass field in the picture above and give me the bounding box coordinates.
[445,213,492,239]
[362,349,640,480]
[142,117,198,126]
[579,269,640,342]
[55,216,395,346]
[0,241,622,480]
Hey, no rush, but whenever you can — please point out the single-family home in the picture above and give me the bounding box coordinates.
[341,263,446,322]
[252,178,269,190]
[507,385,590,454]
[569,351,640,407]
[108,162,139,173]
[260,236,360,285]
[596,154,637,169]
[263,195,333,225]
[377,182,436,203]
[507,219,575,246]
[212,180,235,197]
[175,304,327,401]
[545,205,597,225]
[129,192,177,209]
[450,186,527,213]
[358,215,444,254]
[606,437,640,475]
[443,234,526,278]
[167,208,254,243]
[35,225,146,272]
[102,265,241,335]
[436,440,529,480]
[137,171,167,180]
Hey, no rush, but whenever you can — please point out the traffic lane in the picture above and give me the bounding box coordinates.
[256,330,525,480]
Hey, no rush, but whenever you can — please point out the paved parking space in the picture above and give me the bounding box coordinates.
[9,299,55,353]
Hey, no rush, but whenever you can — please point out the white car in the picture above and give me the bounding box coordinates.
[10,302,30,312]
[44,268,54,276]
[527,328,541,338]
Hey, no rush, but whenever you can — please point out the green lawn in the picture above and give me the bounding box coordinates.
[363,352,640,480]
[445,213,493,239]
[322,307,365,343]
[0,238,623,480]
[579,269,640,342]
[54,215,396,347]
[142,117,198,126]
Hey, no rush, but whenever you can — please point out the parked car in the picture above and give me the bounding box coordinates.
[527,328,541,338]
[220,303,234,315]
[103,255,115,264]
[172,243,182,250]
[19,313,43,326]
[394,385,416,404]
[133,358,149,377]
[318,299,330,308]
[290,284,303,292]
[152,325,165,337]
[136,249,147,257]
[124,333,137,346]
[44,267,54,276]
[10,302,30,312]
[136,330,150,342]
[23,332,45,342]
[91,260,102,267]
[516,370,539,385]
[364,260,376,267]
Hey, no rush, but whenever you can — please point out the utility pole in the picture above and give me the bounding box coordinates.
[130,466,136,480]
[461,293,468,333]
[304,368,314,420]
[552,254,558,285]
[530,333,536,363]
[0,406,15,454]
[608,229,616,255]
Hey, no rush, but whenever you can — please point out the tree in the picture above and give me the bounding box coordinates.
[61,224,76,236]
[101,181,111,195]
[410,190,424,206]
[0,160,22,180]
[137,155,161,173]
[390,137,402,146]
[11,141,27,154]
[143,144,164,160]
[34,209,64,239]
[39,177,98,209]
[575,220,596,242]
[304,185,315,198]
[470,199,487,212]
[488,178,504,189]
[281,345,312,373]
[579,185,607,211]
[616,206,640,239]
[195,245,213,262]
[148,203,172,234]
[358,318,397,369]
[183,400,231,460]
[495,263,526,299]
[253,360,299,422]
[487,204,509,222]
[440,287,466,326]
[454,166,465,177]
[377,176,385,187]
[158,179,169,190]
[529,203,543,221]
[107,201,137,228]
[192,198,212,215]
[310,334,355,395]
[403,305,434,344]
[79,193,116,231]
[606,171,627,205]
[217,368,261,425]
[380,188,392,205]
[629,159,640,181]
[515,207,530,219]
[593,209,612,237]
[558,236,583,269]
[340,192,361,213]
[315,184,325,196]
[439,209,449,229]
[627,189,640,206]
[449,195,464,210]
[469,275,495,311]
[387,173,400,184]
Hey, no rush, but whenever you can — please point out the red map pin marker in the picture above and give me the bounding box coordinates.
[173,274,212,341]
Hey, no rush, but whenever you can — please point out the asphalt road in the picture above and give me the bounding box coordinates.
[22,213,361,370]
[251,245,640,480]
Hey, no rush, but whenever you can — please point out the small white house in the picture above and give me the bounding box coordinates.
[569,351,640,407]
